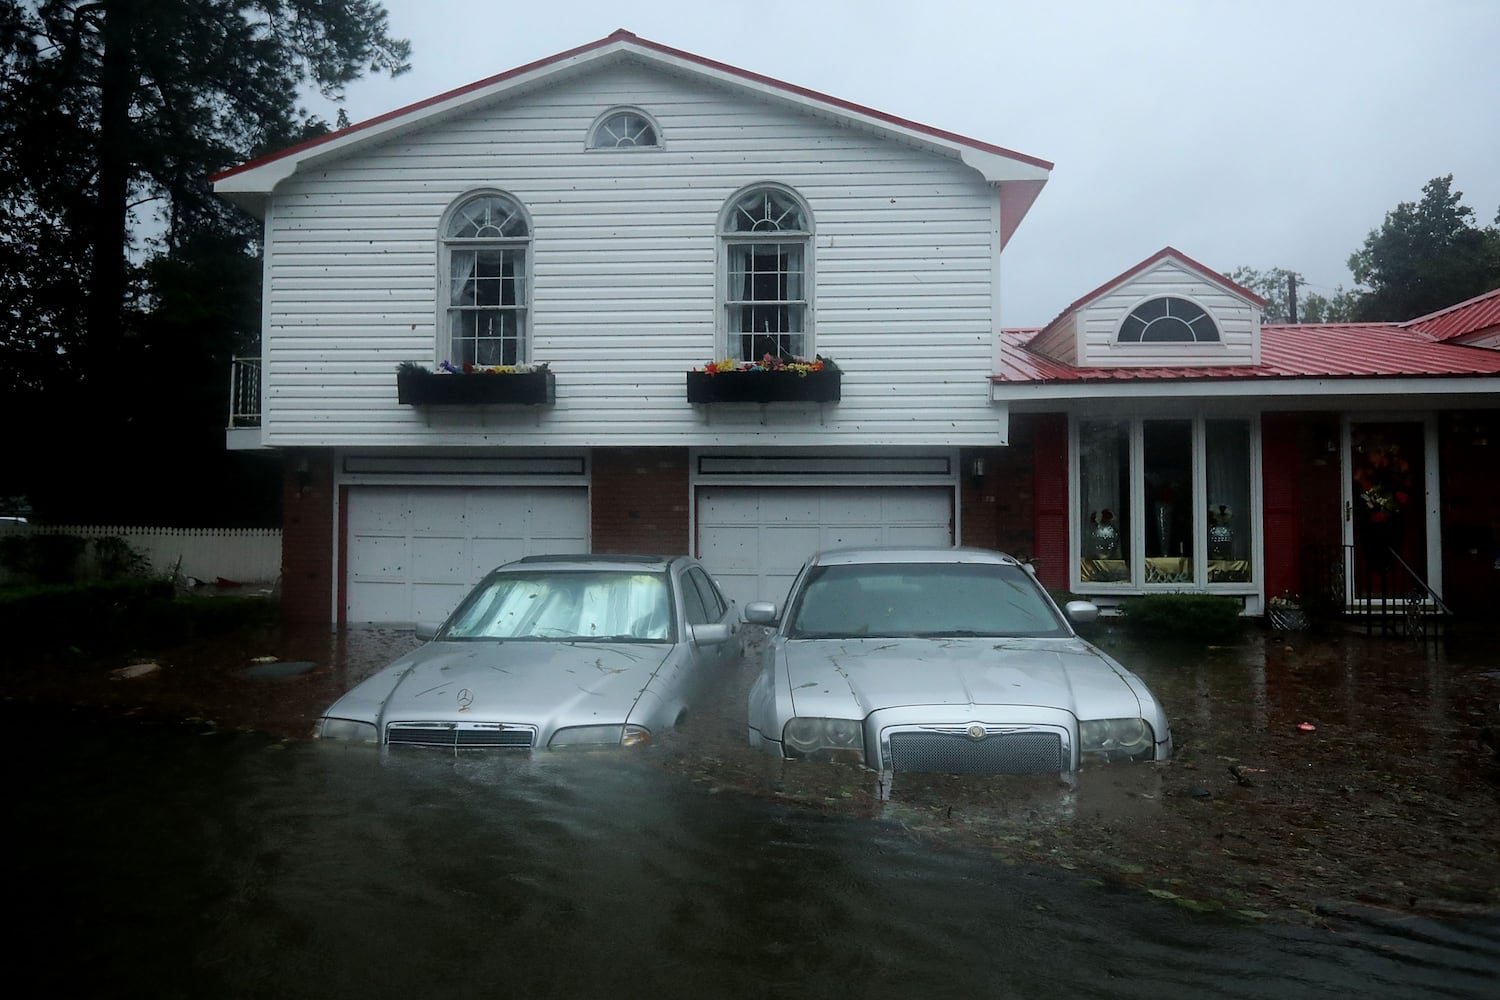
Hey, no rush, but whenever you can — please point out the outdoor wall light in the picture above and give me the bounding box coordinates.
[969,457,986,484]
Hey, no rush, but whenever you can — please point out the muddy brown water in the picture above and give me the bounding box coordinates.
[10,620,1500,996]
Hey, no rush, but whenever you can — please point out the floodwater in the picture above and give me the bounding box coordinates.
[10,622,1500,998]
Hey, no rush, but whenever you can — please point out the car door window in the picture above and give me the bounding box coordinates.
[680,571,711,625]
[687,568,727,621]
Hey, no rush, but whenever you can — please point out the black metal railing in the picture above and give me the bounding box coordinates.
[1300,542,1450,639]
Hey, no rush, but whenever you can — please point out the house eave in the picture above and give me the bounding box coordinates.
[211,31,1053,206]
[991,375,1500,409]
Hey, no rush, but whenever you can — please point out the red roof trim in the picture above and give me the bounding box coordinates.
[213,28,1053,183]
[213,32,622,181]
[1035,246,1267,338]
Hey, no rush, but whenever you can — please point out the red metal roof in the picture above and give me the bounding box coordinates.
[213,29,1052,183]
[1403,286,1500,342]
[996,322,1500,384]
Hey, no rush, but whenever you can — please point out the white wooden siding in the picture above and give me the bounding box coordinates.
[257,63,1005,448]
[1026,312,1079,364]
[1076,261,1260,367]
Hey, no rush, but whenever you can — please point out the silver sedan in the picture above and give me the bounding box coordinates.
[317,554,739,750]
[745,547,1172,774]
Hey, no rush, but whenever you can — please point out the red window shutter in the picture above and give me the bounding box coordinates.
[1032,414,1069,590]
[1261,414,1300,599]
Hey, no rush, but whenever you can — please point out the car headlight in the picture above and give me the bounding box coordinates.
[316,718,377,743]
[782,717,865,764]
[1079,717,1155,761]
[548,724,651,749]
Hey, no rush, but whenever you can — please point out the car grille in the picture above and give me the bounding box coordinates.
[885,729,1065,774]
[385,722,535,749]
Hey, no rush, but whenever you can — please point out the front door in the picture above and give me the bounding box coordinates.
[1343,419,1434,602]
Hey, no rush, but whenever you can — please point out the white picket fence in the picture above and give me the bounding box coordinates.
[0,524,282,584]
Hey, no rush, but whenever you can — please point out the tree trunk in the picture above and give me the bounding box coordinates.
[87,0,136,391]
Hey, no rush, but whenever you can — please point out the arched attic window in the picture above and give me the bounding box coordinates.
[720,185,812,363]
[443,192,531,366]
[588,109,660,148]
[1117,296,1220,343]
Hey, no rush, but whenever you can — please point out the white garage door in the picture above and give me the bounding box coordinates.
[346,486,588,624]
[696,487,953,613]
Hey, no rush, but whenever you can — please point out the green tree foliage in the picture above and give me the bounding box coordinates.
[0,1,408,523]
[1347,175,1500,322]
[1225,266,1357,324]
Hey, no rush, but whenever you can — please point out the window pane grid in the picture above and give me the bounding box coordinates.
[449,309,525,367]
[727,240,806,361]
[444,194,529,365]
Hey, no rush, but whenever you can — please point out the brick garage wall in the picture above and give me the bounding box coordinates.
[591,448,690,554]
[958,418,1039,559]
[279,449,334,624]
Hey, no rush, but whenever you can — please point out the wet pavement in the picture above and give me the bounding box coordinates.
[9,617,1500,995]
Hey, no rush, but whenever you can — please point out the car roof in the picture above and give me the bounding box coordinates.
[507,553,683,572]
[806,546,1025,567]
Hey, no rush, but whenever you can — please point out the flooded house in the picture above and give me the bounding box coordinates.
[214,30,1500,627]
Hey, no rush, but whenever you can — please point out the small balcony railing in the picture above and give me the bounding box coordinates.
[228,356,261,428]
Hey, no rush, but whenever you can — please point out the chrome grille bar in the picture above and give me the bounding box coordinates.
[885,730,1065,774]
[386,722,535,749]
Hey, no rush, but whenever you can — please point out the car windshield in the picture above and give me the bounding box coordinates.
[440,570,673,641]
[785,562,1069,639]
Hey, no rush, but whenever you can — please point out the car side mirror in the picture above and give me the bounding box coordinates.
[691,622,732,646]
[414,622,441,641]
[1063,600,1100,624]
[743,601,778,625]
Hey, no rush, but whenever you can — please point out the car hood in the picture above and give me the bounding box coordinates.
[325,640,672,726]
[782,636,1140,720]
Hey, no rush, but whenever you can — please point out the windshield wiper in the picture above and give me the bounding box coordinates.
[909,629,987,638]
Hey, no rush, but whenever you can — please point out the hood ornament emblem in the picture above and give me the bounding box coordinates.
[966,724,987,741]
[457,688,474,712]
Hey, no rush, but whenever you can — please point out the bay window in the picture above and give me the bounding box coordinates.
[1077,416,1254,587]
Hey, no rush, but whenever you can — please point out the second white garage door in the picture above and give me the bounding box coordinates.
[696,487,953,612]
[345,486,589,624]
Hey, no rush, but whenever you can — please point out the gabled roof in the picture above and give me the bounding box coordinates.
[1032,247,1266,340]
[212,28,1052,237]
[996,322,1500,384]
[1403,286,1500,343]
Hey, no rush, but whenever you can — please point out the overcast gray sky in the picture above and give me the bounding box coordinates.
[323,0,1500,327]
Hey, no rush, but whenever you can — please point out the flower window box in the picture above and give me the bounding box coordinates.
[397,363,555,406]
[685,356,840,404]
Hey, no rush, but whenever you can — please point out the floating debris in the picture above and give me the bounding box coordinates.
[110,662,161,681]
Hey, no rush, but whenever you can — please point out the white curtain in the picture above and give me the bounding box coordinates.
[1205,421,1251,559]
[1078,419,1125,551]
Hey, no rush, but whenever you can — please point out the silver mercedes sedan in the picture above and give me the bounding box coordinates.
[745,547,1172,774]
[316,554,739,750]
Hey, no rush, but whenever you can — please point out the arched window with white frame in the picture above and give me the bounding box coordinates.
[442,192,530,367]
[719,185,812,364]
[588,108,661,149]
[1117,296,1220,344]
